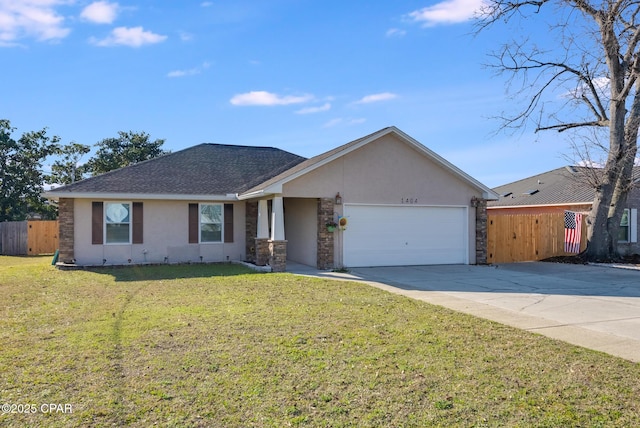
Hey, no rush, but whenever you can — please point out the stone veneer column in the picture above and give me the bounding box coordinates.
[268,240,287,272]
[245,201,258,262]
[255,238,270,266]
[58,198,75,264]
[472,197,488,265]
[317,198,334,269]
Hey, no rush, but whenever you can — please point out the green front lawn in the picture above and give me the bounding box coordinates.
[1,256,638,427]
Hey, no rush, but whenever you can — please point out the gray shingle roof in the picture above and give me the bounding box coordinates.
[48,143,307,196]
[489,166,640,207]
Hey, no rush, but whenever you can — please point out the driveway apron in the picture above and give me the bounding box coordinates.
[288,261,640,362]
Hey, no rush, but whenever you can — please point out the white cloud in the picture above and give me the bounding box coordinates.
[354,92,398,104]
[323,117,366,128]
[576,160,604,168]
[230,91,314,106]
[90,26,167,47]
[0,0,71,46]
[80,1,119,24]
[179,31,193,42]
[201,2,213,7]
[385,28,406,38]
[567,76,610,99]
[578,157,640,168]
[407,0,485,26]
[295,103,331,114]
[167,62,210,78]
[323,118,343,128]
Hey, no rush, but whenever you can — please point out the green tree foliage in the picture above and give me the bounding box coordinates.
[0,120,60,221]
[0,121,167,221]
[48,142,91,185]
[85,131,167,176]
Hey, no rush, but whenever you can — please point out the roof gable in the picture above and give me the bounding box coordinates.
[47,143,306,198]
[239,126,498,200]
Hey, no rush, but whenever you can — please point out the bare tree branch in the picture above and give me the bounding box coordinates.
[477,0,640,260]
[536,119,609,132]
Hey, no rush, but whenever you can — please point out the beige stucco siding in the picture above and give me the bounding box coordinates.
[281,133,482,265]
[283,198,317,266]
[73,199,245,266]
[282,134,479,204]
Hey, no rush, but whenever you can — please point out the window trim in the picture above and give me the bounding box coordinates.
[199,203,223,244]
[631,208,638,243]
[104,201,132,245]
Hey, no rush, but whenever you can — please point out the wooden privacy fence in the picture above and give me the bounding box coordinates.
[0,220,59,256]
[487,213,587,264]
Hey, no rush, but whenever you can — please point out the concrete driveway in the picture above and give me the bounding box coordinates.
[288,261,640,362]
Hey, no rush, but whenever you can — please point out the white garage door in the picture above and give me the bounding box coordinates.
[342,205,468,267]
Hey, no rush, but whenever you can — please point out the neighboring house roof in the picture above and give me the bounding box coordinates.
[489,166,640,208]
[239,126,499,200]
[46,144,306,199]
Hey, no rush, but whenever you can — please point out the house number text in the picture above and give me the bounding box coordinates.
[401,197,418,204]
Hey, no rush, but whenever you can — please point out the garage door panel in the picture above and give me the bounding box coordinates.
[345,248,462,267]
[343,205,467,267]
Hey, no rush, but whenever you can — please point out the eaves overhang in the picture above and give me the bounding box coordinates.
[236,190,267,201]
[487,202,593,210]
[43,191,238,202]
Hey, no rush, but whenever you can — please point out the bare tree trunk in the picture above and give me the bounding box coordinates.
[584,13,640,260]
[607,158,634,257]
[585,95,627,260]
[586,86,640,260]
[586,173,617,259]
[478,0,640,260]
[607,89,640,255]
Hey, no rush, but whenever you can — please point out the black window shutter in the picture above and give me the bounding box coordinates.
[132,202,143,244]
[224,204,234,243]
[188,203,198,243]
[92,202,103,244]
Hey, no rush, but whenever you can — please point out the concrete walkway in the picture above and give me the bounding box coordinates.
[287,261,640,363]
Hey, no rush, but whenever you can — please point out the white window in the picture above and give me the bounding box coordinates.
[618,208,631,242]
[200,204,222,243]
[105,202,131,244]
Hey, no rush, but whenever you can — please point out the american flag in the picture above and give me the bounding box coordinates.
[564,211,583,253]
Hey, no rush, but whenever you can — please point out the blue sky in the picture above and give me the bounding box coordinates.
[0,0,575,187]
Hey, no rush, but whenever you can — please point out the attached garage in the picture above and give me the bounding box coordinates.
[242,127,498,269]
[342,204,468,267]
